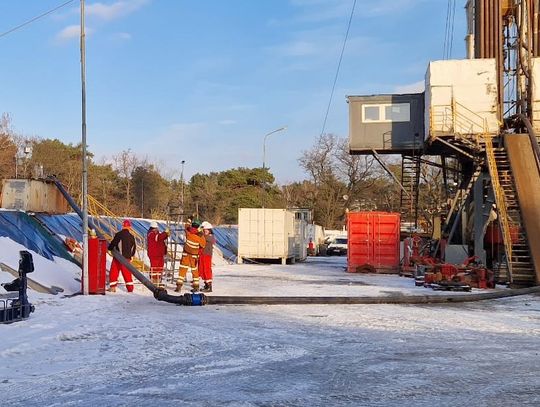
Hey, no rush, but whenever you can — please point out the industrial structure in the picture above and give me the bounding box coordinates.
[348,0,540,287]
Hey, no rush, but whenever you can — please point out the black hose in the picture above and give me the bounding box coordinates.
[206,286,540,305]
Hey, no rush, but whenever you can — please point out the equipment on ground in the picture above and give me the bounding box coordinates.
[0,251,36,324]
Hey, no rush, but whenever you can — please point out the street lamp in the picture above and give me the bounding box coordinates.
[80,0,89,295]
[262,126,287,169]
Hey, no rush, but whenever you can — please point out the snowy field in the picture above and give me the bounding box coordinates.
[1,254,539,406]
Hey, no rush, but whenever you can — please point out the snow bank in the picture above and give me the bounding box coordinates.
[0,237,81,296]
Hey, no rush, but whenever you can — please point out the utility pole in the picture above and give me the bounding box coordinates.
[80,0,89,295]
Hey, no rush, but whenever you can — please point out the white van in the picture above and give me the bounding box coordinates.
[326,236,348,255]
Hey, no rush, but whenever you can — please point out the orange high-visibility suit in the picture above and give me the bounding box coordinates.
[177,227,206,291]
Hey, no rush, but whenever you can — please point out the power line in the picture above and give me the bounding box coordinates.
[319,0,357,137]
[443,0,456,59]
[0,0,76,39]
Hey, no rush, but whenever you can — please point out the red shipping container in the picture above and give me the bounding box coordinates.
[85,237,107,294]
[347,212,400,273]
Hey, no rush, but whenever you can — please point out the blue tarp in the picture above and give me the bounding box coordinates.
[36,214,183,243]
[0,211,76,263]
[213,226,238,262]
[3,211,239,264]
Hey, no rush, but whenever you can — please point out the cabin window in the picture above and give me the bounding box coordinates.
[384,103,410,122]
[362,103,410,123]
[363,106,380,121]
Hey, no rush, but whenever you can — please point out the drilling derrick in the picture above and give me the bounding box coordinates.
[347,0,540,286]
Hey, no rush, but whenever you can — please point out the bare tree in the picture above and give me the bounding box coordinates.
[0,113,17,182]
[112,149,140,215]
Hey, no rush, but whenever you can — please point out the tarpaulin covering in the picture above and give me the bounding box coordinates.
[13,212,239,264]
[213,226,238,262]
[0,210,75,263]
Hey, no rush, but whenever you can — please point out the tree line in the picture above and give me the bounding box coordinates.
[1,113,446,229]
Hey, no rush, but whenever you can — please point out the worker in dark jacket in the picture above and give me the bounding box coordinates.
[147,221,169,287]
[108,219,137,293]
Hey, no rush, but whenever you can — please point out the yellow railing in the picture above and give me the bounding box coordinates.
[429,99,489,145]
[483,135,514,281]
[86,195,148,271]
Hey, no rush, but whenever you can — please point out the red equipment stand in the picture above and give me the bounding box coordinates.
[86,237,107,294]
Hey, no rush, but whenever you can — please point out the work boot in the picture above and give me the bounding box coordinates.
[201,282,212,293]
[191,284,200,293]
[174,283,182,293]
[108,286,116,293]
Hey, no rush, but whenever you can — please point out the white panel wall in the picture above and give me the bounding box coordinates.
[238,208,295,260]
[425,59,499,138]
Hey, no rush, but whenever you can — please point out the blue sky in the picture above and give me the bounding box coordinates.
[0,0,465,183]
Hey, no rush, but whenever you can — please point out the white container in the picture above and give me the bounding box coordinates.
[293,218,307,261]
[238,208,295,264]
[425,59,499,138]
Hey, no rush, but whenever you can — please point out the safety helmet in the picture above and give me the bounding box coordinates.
[150,221,158,229]
[201,221,213,230]
[191,219,201,228]
[122,219,132,228]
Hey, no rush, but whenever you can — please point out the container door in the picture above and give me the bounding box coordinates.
[372,213,400,271]
[348,213,372,271]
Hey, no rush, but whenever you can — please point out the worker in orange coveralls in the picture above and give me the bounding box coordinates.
[175,219,206,293]
[108,219,136,293]
[199,221,216,292]
[146,221,169,287]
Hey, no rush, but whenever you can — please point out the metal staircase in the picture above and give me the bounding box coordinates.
[400,155,421,226]
[485,139,536,286]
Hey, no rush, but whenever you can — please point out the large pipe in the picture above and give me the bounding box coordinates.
[50,176,195,305]
[206,286,540,305]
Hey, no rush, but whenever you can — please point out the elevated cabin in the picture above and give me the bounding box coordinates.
[347,93,424,155]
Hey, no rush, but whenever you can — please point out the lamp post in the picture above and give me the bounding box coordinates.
[80,0,89,295]
[262,126,287,169]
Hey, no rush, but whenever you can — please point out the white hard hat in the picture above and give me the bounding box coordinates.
[150,221,158,229]
[201,221,213,230]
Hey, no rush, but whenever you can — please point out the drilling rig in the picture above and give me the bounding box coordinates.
[347,0,540,287]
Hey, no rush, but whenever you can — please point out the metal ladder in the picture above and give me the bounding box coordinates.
[400,155,421,226]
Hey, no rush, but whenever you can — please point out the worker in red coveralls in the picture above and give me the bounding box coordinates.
[176,219,206,293]
[146,221,169,287]
[108,219,136,293]
[199,221,216,292]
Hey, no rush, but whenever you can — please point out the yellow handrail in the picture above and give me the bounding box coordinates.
[85,194,148,271]
[430,99,490,141]
[483,135,514,282]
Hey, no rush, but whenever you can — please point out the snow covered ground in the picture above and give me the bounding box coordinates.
[1,252,539,406]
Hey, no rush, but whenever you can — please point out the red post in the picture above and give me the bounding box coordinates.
[87,237,107,294]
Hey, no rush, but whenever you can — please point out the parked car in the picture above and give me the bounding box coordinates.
[326,236,348,255]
